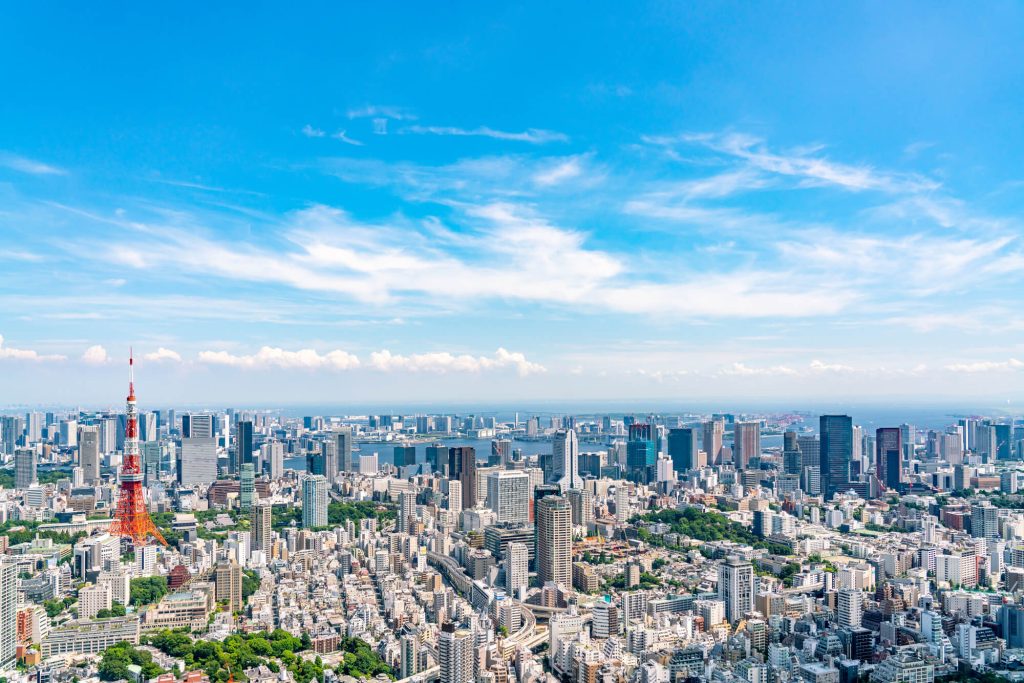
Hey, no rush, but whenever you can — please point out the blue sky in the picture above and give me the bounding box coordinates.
[2,2,1024,406]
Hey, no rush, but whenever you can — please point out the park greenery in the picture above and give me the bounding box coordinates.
[99,641,165,681]
[140,628,393,683]
[635,508,793,555]
[130,576,169,607]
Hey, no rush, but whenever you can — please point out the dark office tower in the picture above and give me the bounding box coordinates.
[307,451,326,477]
[820,415,854,499]
[321,440,337,484]
[783,431,802,475]
[303,416,314,430]
[667,428,699,473]
[450,447,476,510]
[237,420,254,471]
[394,445,417,468]
[626,423,656,481]
[733,422,761,470]
[995,424,1012,461]
[876,428,902,491]
[336,427,353,473]
[426,444,448,475]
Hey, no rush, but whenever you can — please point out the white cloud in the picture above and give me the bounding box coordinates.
[81,345,109,364]
[0,334,66,361]
[0,152,67,176]
[301,125,326,138]
[144,347,182,363]
[718,362,798,376]
[809,360,856,373]
[402,125,568,144]
[369,348,546,376]
[945,358,1024,373]
[332,130,363,146]
[198,346,361,370]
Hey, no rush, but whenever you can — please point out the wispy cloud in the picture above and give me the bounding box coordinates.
[647,132,938,193]
[301,124,326,138]
[332,130,363,146]
[0,152,67,176]
[0,334,66,361]
[369,348,546,376]
[403,125,568,144]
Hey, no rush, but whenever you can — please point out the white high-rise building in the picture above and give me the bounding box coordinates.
[837,588,863,628]
[438,624,473,683]
[260,441,285,479]
[486,470,530,525]
[0,560,16,670]
[552,428,583,492]
[447,480,463,515]
[718,555,754,624]
[398,490,416,534]
[78,583,112,620]
[302,475,328,529]
[537,495,572,588]
[179,437,217,486]
[592,599,620,638]
[505,542,529,597]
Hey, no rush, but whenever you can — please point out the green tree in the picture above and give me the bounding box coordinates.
[130,576,169,606]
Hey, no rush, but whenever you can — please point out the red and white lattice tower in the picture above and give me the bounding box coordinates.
[109,350,167,546]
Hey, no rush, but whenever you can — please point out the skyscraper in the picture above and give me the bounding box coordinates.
[450,447,477,510]
[236,420,254,472]
[551,428,583,492]
[505,541,529,596]
[566,488,594,527]
[336,427,353,473]
[733,421,761,470]
[183,413,213,439]
[820,414,853,499]
[14,448,36,489]
[718,555,754,623]
[398,490,416,534]
[426,443,448,475]
[302,475,328,529]
[394,445,417,469]
[876,428,902,491]
[438,624,473,683]
[487,470,530,525]
[261,441,284,479]
[702,419,724,465]
[837,588,863,628]
[239,463,255,510]
[667,427,699,473]
[178,437,217,486]
[215,560,242,612]
[251,502,272,553]
[536,495,572,588]
[0,560,15,669]
[627,423,656,483]
[79,425,100,484]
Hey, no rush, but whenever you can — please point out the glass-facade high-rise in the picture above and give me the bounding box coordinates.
[820,414,853,499]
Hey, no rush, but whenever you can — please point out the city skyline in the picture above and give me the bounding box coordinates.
[3,4,1024,404]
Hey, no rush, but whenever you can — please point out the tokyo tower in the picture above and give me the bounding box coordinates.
[109,351,167,546]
